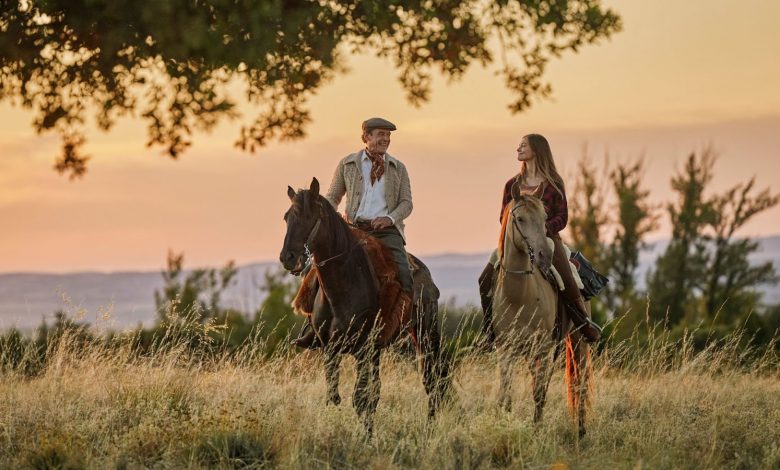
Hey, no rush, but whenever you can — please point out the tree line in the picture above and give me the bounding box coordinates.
[567,147,779,350]
[2,147,778,375]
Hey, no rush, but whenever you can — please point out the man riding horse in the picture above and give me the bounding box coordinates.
[293,117,413,348]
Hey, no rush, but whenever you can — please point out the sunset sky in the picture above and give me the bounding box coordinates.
[1,0,779,273]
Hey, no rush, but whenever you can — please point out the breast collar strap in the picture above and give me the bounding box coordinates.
[499,261,534,276]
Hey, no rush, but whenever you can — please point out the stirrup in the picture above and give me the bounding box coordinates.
[292,325,320,349]
[575,318,602,343]
[562,298,602,343]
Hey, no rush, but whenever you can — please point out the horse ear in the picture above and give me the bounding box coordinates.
[510,180,522,201]
[287,185,296,202]
[310,177,320,197]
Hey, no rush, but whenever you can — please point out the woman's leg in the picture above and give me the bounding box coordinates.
[550,235,601,342]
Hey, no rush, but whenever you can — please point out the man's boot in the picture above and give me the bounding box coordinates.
[478,262,496,349]
[292,322,320,349]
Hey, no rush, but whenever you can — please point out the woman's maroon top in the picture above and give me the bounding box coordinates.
[501,175,568,236]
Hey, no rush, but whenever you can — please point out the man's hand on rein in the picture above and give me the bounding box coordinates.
[371,217,393,230]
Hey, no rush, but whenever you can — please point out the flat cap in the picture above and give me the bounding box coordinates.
[362,117,397,132]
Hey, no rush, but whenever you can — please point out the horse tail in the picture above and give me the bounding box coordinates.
[564,334,591,419]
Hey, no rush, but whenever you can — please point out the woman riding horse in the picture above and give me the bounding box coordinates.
[492,185,591,435]
[479,133,602,345]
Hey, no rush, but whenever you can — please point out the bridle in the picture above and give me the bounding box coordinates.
[499,204,537,276]
[301,207,365,269]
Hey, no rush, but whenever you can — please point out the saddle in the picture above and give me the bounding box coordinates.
[544,239,585,292]
[291,227,414,345]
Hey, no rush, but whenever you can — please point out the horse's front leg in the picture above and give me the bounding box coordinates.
[324,348,341,406]
[353,347,381,435]
[531,348,554,424]
[497,350,514,412]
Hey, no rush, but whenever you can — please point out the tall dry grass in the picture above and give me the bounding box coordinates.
[0,322,778,469]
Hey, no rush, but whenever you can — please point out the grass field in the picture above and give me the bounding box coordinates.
[0,327,778,469]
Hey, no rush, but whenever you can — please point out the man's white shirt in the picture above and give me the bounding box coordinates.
[355,150,395,224]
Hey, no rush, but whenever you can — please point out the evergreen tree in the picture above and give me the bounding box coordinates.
[567,151,609,267]
[702,178,778,322]
[646,150,716,327]
[606,158,658,312]
[567,151,610,326]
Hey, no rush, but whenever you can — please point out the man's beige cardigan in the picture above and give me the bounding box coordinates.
[325,150,413,241]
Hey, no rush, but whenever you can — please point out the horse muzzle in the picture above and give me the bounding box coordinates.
[280,250,306,274]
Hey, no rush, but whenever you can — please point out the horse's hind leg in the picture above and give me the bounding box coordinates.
[324,349,341,406]
[574,334,591,438]
[418,299,450,417]
[353,347,381,435]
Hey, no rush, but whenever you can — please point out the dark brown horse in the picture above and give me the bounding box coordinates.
[280,178,450,433]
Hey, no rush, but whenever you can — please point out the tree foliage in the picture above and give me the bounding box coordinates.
[154,249,238,321]
[567,151,608,265]
[0,0,621,178]
[567,151,610,326]
[562,148,777,348]
[646,148,778,333]
[606,157,658,311]
[254,266,302,352]
[646,150,717,326]
[702,177,779,322]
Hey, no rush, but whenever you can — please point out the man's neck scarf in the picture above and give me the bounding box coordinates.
[366,149,385,185]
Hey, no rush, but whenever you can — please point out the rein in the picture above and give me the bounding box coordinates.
[499,205,537,276]
[303,213,366,269]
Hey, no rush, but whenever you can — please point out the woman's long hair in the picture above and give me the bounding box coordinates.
[519,134,565,196]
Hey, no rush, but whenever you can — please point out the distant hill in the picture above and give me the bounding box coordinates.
[2,236,779,330]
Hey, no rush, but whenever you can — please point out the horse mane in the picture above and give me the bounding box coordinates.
[294,190,354,253]
[497,203,513,261]
[315,193,354,251]
[520,194,547,220]
[497,194,547,261]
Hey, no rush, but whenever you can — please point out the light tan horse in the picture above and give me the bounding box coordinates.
[492,186,591,436]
